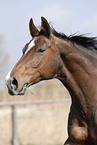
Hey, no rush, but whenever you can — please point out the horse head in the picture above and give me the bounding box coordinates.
[6,17,60,95]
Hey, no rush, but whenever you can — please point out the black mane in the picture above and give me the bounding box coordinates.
[51,28,97,51]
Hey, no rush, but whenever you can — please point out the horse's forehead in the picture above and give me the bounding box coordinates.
[37,35,50,43]
[25,36,48,54]
[28,39,35,48]
[24,39,35,54]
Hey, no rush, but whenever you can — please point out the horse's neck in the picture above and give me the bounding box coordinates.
[55,38,97,114]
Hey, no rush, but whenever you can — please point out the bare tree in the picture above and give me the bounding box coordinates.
[0,35,10,89]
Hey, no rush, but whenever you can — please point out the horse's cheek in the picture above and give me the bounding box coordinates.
[40,55,59,79]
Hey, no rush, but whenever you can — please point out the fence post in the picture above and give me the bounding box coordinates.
[11,105,20,145]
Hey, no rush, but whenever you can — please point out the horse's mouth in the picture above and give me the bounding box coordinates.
[7,83,28,95]
[7,80,35,95]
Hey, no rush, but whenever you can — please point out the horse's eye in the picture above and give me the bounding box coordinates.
[36,47,45,53]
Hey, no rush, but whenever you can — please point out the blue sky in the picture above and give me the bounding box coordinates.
[0,0,97,66]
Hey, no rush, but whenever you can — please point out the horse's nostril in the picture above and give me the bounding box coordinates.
[11,77,18,90]
[6,76,18,95]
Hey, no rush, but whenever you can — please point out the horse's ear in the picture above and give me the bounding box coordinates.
[29,18,39,37]
[41,17,50,38]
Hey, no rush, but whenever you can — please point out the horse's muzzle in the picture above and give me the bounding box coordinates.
[6,76,18,95]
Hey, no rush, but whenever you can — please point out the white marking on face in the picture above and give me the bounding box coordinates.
[5,70,12,81]
[25,39,35,54]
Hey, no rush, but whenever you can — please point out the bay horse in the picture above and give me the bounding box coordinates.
[6,17,97,145]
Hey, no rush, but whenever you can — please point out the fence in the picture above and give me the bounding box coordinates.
[0,98,70,145]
